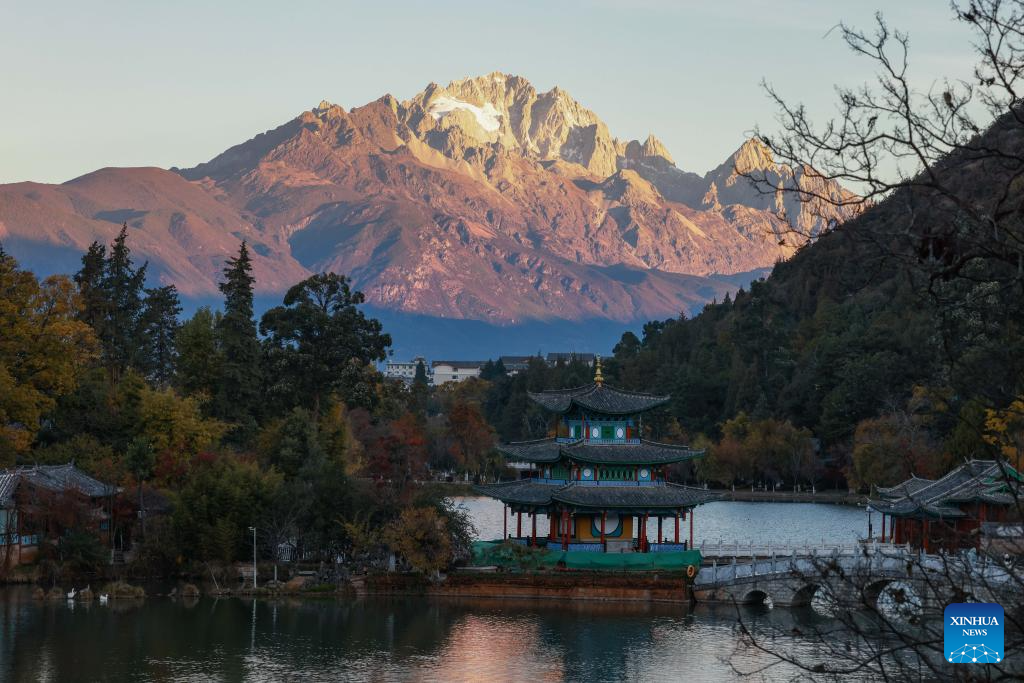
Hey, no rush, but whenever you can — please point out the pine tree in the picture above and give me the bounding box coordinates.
[97,224,147,381]
[74,241,107,336]
[176,307,223,400]
[413,360,428,386]
[215,242,262,438]
[138,285,182,386]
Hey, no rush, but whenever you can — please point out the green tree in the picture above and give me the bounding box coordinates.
[259,407,324,479]
[126,437,156,538]
[414,359,429,386]
[43,368,145,455]
[74,241,107,334]
[138,285,181,386]
[215,242,262,440]
[410,359,430,415]
[260,272,391,419]
[176,307,223,400]
[479,358,507,381]
[101,224,148,381]
[172,454,280,563]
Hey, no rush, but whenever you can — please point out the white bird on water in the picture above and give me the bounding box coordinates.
[66,588,76,601]
[99,594,109,604]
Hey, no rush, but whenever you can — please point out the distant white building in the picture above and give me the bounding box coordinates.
[385,356,430,384]
[431,360,485,385]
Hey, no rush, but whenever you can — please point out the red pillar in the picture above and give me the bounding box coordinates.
[689,508,694,548]
[531,512,537,546]
[641,513,649,552]
[923,519,930,554]
[517,511,522,539]
[503,505,507,539]
[657,516,663,546]
[561,509,570,550]
[881,514,886,543]
[600,511,606,547]
[674,512,680,544]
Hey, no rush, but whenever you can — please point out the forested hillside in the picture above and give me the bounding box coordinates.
[600,109,1024,490]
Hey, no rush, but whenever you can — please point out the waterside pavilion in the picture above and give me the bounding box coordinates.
[866,460,1022,553]
[475,360,720,554]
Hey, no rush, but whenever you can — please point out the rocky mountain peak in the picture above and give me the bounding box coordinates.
[641,134,674,164]
[730,137,777,175]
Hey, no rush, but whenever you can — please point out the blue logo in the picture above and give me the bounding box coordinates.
[944,603,1004,664]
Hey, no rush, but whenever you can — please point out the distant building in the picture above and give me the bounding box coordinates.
[867,460,1023,553]
[546,352,596,367]
[385,356,430,384]
[499,355,535,375]
[1,463,119,568]
[431,360,485,385]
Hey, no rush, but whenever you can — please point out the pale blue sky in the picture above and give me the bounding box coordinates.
[0,1,976,184]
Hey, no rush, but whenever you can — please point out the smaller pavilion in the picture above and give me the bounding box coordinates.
[866,459,1022,553]
[475,359,719,555]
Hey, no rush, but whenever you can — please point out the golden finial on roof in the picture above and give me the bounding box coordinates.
[594,355,604,385]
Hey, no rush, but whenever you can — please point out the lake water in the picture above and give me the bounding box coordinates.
[0,501,875,682]
[0,588,873,682]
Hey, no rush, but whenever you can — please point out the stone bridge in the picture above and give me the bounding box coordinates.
[693,548,1018,610]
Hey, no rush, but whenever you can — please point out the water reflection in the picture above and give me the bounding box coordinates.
[0,588,885,682]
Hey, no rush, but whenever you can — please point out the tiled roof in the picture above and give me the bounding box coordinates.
[0,471,19,507]
[473,480,721,511]
[562,440,704,465]
[0,463,117,506]
[875,476,935,499]
[497,438,704,465]
[498,438,564,463]
[867,460,1022,519]
[552,483,722,510]
[528,382,670,415]
[473,479,558,506]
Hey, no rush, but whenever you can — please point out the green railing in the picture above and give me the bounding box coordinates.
[471,540,702,572]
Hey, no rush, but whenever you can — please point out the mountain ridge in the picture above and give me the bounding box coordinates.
[0,72,859,323]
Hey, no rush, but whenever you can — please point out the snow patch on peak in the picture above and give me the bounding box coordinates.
[428,96,502,133]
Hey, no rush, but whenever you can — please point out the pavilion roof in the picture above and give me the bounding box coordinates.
[527,382,669,415]
[473,480,721,511]
[497,437,704,465]
[0,463,117,507]
[866,460,1023,519]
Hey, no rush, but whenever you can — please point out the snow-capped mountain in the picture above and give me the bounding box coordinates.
[0,73,858,324]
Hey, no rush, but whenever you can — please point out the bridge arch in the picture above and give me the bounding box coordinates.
[789,584,820,607]
[740,588,771,606]
[865,578,921,615]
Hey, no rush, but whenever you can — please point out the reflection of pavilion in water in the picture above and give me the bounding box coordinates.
[476,358,719,556]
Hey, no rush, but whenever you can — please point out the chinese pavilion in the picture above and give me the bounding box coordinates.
[866,460,1023,553]
[475,360,719,553]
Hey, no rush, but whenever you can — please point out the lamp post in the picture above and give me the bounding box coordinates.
[248,526,257,589]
